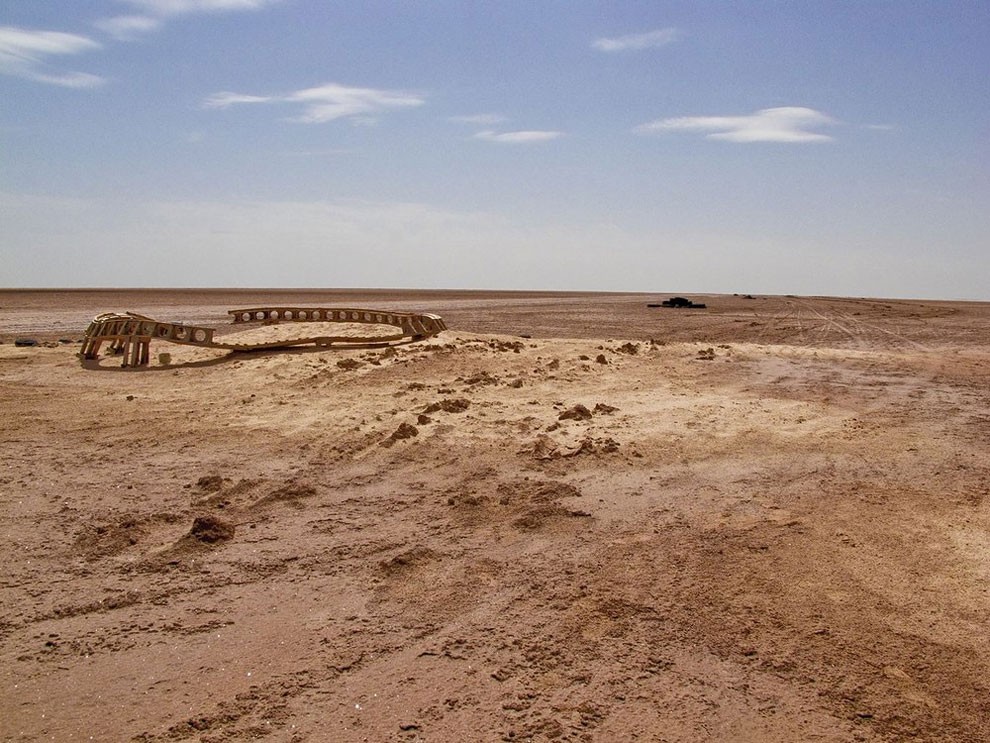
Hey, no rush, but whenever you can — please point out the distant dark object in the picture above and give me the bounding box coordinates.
[648,297,707,309]
[14,338,39,347]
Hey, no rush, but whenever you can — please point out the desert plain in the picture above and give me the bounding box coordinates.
[1,288,989,742]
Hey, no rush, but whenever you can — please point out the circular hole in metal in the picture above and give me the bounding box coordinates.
[193,329,207,342]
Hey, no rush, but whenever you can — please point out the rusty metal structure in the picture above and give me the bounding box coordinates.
[82,307,447,367]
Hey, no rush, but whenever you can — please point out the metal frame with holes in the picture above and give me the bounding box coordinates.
[81,308,447,367]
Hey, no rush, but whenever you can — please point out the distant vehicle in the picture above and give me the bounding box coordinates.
[647,297,707,309]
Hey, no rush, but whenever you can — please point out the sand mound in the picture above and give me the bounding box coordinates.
[188,515,235,544]
[74,517,146,559]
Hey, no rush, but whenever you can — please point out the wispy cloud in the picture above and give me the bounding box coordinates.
[592,28,680,52]
[98,0,282,39]
[473,129,564,144]
[0,26,105,87]
[635,107,836,143]
[204,82,426,124]
[204,92,271,106]
[450,113,507,126]
[116,0,282,15]
[94,15,163,41]
[453,114,562,144]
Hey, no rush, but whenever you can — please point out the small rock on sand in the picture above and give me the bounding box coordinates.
[558,404,593,421]
[189,515,235,543]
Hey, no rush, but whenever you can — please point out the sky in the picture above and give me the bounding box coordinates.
[1,1,988,299]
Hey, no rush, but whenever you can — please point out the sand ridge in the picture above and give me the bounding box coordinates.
[1,291,989,742]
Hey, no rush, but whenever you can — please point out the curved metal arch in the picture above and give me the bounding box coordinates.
[82,307,447,367]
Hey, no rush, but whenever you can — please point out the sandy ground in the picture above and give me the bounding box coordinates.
[1,290,989,742]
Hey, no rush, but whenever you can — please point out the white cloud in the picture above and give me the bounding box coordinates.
[288,84,424,123]
[473,129,563,144]
[94,15,163,40]
[98,0,282,39]
[117,0,282,15]
[635,107,836,143]
[592,28,680,52]
[204,82,426,123]
[203,91,273,106]
[0,26,105,87]
[450,113,507,126]
[29,70,106,88]
[456,115,562,144]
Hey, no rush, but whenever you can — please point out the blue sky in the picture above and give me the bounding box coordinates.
[2,1,988,298]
